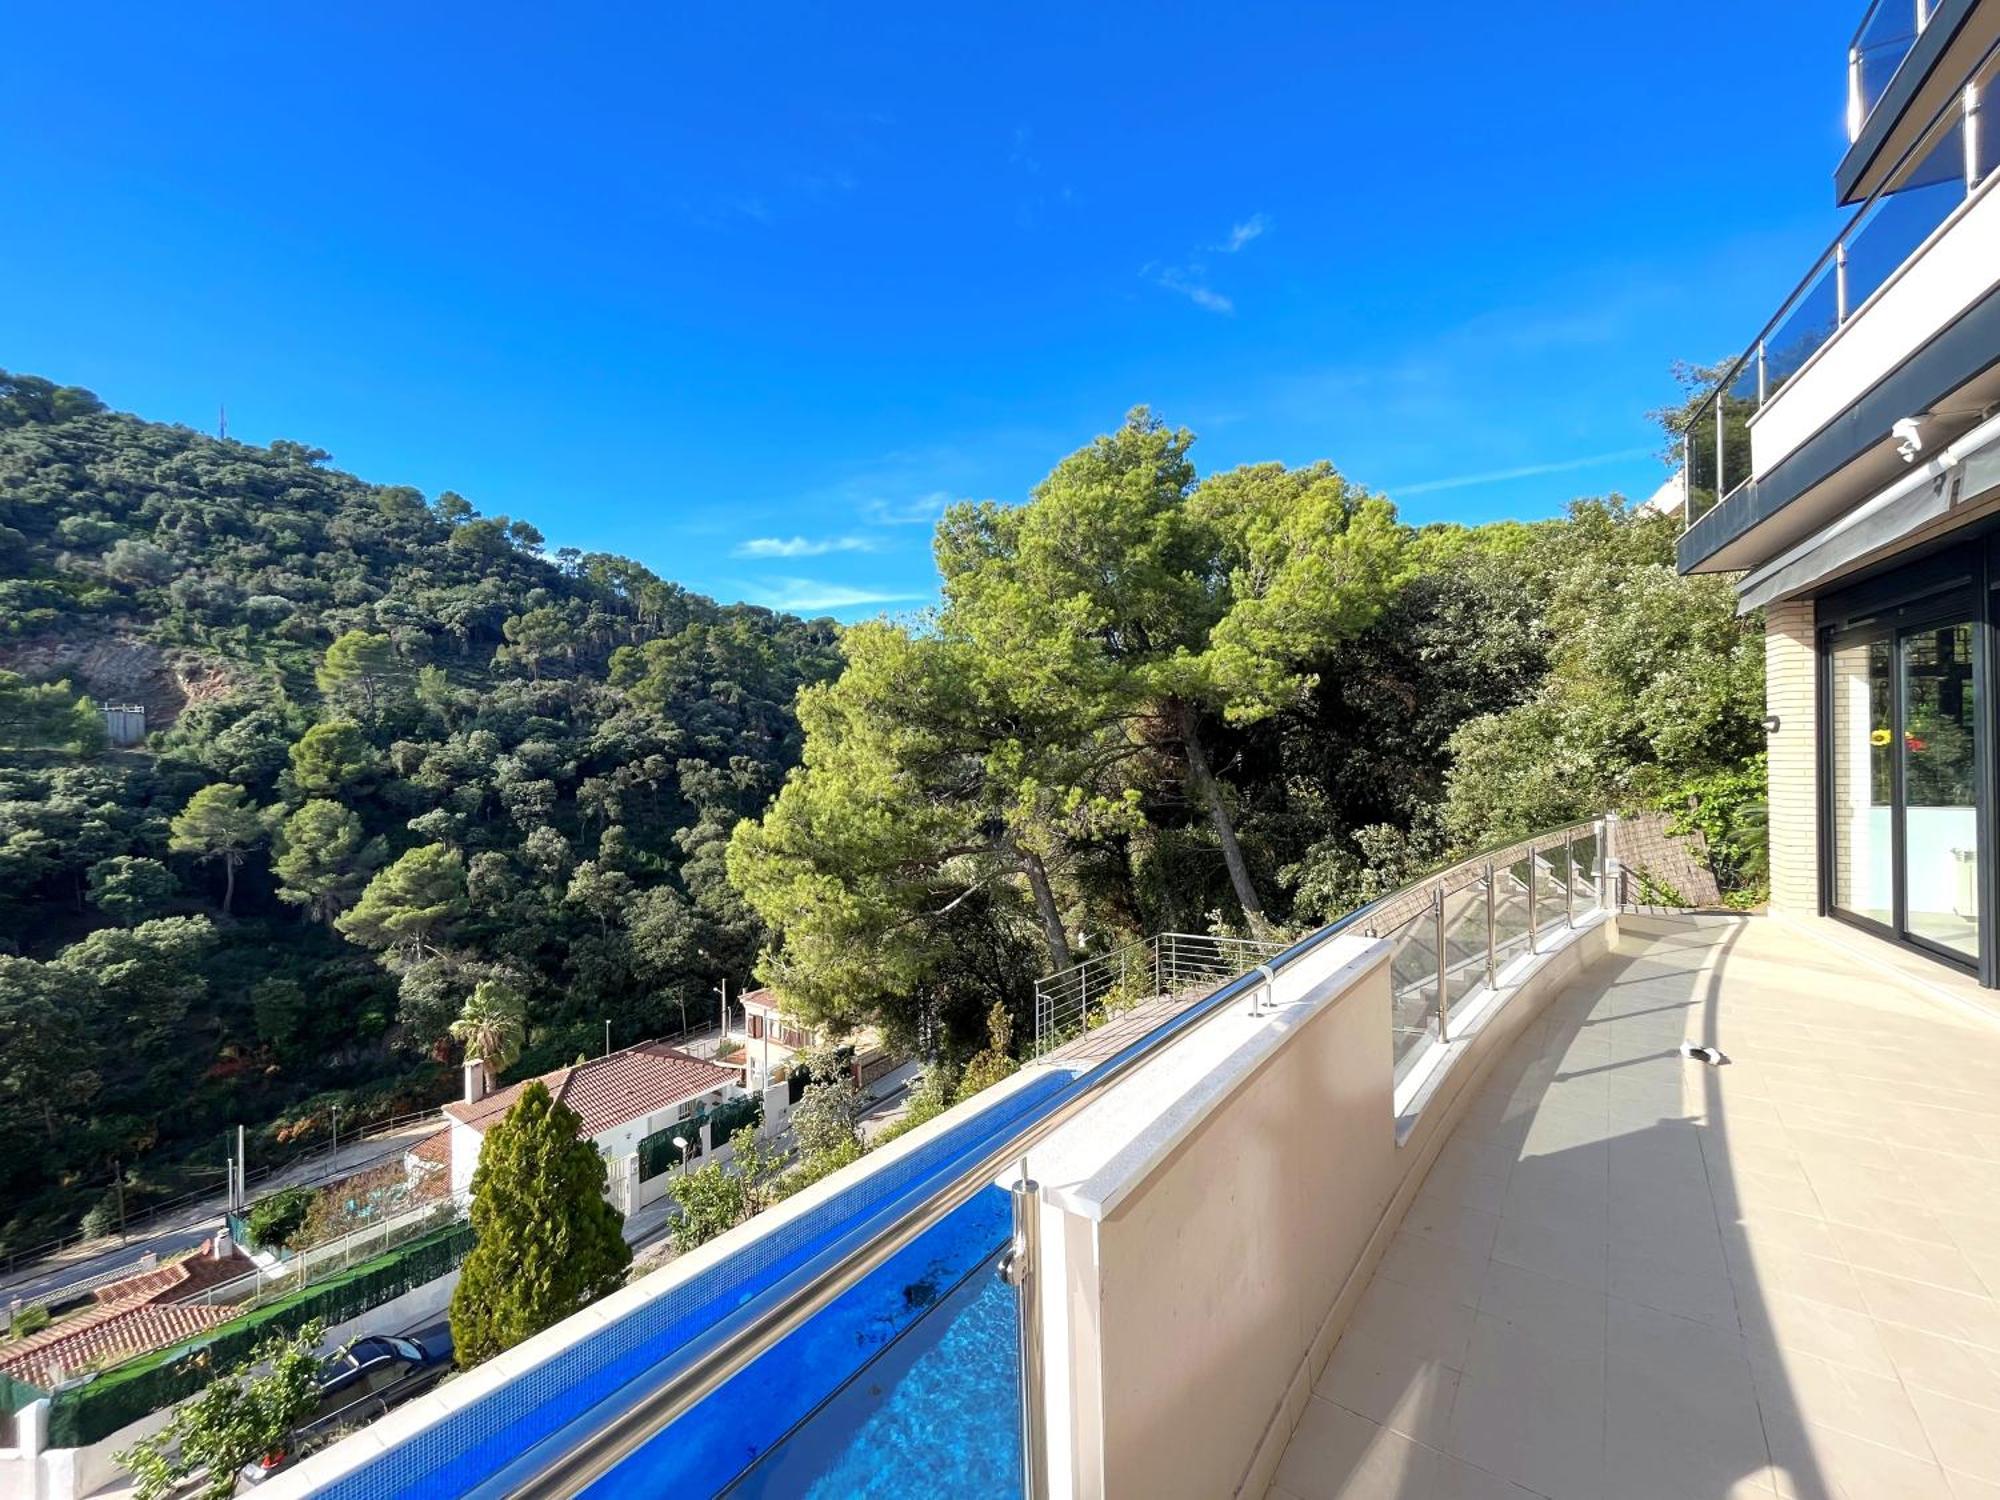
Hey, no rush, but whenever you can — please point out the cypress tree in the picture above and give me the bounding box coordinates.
[449,1080,632,1364]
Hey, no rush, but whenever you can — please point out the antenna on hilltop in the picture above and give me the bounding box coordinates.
[218,403,228,441]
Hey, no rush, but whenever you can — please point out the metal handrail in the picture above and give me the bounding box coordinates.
[498,814,1612,1499]
[1680,28,2000,529]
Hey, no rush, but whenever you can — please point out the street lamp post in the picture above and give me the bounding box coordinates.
[330,1104,341,1159]
[672,1135,690,1176]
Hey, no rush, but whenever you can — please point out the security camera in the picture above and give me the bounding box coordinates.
[1894,417,1924,463]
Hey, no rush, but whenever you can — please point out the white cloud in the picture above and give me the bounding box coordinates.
[1146,264,1233,315]
[1390,446,1657,497]
[1145,215,1264,314]
[860,490,961,526]
[1220,214,1268,253]
[744,577,926,613]
[731,534,876,559]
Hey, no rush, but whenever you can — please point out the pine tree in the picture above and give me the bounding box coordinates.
[167,783,264,915]
[449,1080,631,1365]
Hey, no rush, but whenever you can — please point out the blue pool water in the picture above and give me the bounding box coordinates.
[726,1237,1021,1497]
[589,1188,1019,1495]
[315,1069,1072,1500]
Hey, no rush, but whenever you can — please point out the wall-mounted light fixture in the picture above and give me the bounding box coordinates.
[1761,715,1781,733]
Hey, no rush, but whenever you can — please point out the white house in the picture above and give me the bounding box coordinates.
[736,987,891,1095]
[442,1040,743,1215]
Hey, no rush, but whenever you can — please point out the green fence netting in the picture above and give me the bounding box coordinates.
[1,1369,49,1416]
[46,1219,475,1449]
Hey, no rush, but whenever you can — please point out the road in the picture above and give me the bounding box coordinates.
[0,1119,443,1312]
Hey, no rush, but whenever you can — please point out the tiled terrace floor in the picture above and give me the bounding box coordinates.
[1269,913,2000,1500]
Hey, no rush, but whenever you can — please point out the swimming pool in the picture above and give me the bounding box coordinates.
[588,1188,1019,1495]
[313,1070,1069,1500]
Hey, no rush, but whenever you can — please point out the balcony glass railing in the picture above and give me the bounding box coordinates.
[473,815,1612,1499]
[1848,0,1926,140]
[1683,35,1999,529]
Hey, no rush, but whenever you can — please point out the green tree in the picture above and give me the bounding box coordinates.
[85,855,178,924]
[316,630,408,716]
[954,1002,1020,1102]
[0,673,106,753]
[289,719,379,795]
[1443,499,1762,843]
[791,1068,862,1160]
[449,1081,630,1364]
[0,956,99,1144]
[935,410,1405,937]
[448,978,528,1078]
[118,1321,326,1500]
[272,799,375,924]
[168,783,264,914]
[336,843,468,961]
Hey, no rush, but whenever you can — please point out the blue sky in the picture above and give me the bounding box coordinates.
[4,1,1849,617]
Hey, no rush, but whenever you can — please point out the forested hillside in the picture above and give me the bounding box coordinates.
[0,370,839,1252]
[729,409,1766,1054]
[0,374,1763,1257]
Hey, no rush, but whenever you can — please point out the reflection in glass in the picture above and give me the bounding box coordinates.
[1829,639,1892,926]
[1900,623,1978,958]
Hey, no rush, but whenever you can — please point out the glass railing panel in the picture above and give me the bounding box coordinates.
[1440,881,1488,1014]
[1534,844,1570,943]
[1494,857,1532,968]
[1569,830,1600,914]
[1844,119,1967,312]
[1978,52,2000,187]
[1763,259,1840,398]
[1716,358,1760,500]
[1853,0,1921,126]
[1384,906,1440,1083]
[721,1235,1021,1498]
[1684,397,1719,524]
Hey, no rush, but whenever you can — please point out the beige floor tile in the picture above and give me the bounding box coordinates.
[1910,1386,2000,1485]
[1857,1269,2000,1350]
[1316,1326,1461,1449]
[1741,1290,1898,1376]
[1609,1248,1743,1332]
[1749,1346,1933,1457]
[1725,1243,1869,1314]
[1491,1213,1608,1290]
[1878,1322,2000,1407]
[1344,1273,1479,1369]
[1447,1313,1605,1500]
[1946,1469,2000,1498]
[1833,1224,1989,1296]
[1273,1396,1439,1500]
[1477,1257,1608,1351]
[1401,1198,1502,1258]
[1428,1453,1546,1499]
[1767,1421,1956,1499]
[1374,1228,1491,1294]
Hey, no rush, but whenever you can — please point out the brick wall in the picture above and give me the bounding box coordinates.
[1765,598,1819,914]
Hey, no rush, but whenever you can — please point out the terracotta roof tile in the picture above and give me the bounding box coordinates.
[443,1040,739,1137]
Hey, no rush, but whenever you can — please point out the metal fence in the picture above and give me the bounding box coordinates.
[1031,931,1291,1057]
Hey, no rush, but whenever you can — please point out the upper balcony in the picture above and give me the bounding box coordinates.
[1844,0,2000,204]
[1679,29,2000,578]
[246,823,2000,1499]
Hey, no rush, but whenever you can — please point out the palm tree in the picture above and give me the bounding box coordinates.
[449,980,527,1079]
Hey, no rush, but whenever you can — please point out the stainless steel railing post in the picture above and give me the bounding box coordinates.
[1002,1166,1049,1500]
[1484,863,1497,989]
[1433,886,1449,1044]
[1565,835,1576,927]
[1527,848,1539,954]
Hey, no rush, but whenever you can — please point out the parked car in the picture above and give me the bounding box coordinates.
[239,1329,454,1485]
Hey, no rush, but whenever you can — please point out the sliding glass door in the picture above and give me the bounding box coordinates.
[1828,638,1893,926]
[1825,612,1982,966]
[1899,621,1978,959]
